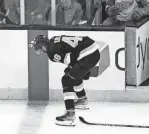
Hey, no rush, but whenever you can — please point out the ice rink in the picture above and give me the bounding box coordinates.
[0,101,149,134]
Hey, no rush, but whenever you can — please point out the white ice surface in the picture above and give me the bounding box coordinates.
[0,101,149,134]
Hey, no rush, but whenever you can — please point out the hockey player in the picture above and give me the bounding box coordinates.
[31,35,100,126]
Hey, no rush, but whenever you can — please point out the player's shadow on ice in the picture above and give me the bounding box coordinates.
[17,101,49,134]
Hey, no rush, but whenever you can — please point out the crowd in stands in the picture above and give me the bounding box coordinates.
[0,0,149,26]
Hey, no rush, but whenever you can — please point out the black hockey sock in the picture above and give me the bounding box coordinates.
[65,99,74,110]
[62,75,75,110]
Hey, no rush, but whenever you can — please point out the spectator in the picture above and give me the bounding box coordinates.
[102,0,149,25]
[0,0,6,16]
[26,0,51,25]
[85,0,102,25]
[5,0,20,24]
[77,0,102,25]
[101,0,109,22]
[77,0,86,19]
[0,0,6,24]
[56,0,83,25]
[0,0,18,24]
[3,0,20,24]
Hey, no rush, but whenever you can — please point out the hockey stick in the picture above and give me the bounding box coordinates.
[79,116,149,128]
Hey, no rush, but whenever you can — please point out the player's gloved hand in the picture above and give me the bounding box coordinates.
[64,66,75,80]
[131,8,145,21]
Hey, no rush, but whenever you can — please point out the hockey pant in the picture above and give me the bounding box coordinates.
[62,49,100,110]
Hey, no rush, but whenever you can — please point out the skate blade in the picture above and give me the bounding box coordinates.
[75,105,89,110]
[55,120,76,127]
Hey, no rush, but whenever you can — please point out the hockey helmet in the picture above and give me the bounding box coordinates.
[33,35,50,52]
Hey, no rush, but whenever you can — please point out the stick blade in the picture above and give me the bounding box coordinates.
[79,116,94,125]
[79,116,85,123]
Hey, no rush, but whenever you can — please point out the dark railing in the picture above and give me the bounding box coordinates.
[0,24,124,31]
[0,17,149,31]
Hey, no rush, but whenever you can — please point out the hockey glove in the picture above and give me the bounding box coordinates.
[131,8,145,21]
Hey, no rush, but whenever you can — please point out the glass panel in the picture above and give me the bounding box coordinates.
[25,0,51,25]
[1,0,20,25]
[23,0,149,27]
[24,0,103,26]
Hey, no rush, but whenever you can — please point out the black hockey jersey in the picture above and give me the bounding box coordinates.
[46,35,95,65]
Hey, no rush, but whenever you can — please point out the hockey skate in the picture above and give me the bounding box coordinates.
[55,109,76,127]
[74,96,89,110]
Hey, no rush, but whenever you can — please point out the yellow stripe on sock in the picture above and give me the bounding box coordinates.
[74,82,84,92]
[64,92,75,100]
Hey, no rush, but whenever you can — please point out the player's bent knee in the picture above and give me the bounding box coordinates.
[74,79,83,86]
[61,75,74,88]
